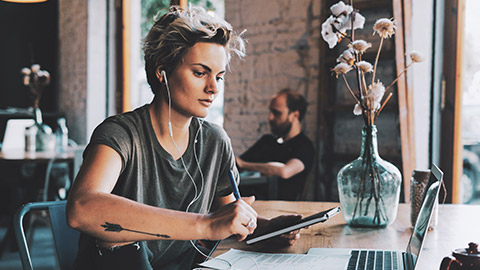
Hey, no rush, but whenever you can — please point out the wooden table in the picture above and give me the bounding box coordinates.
[0,146,83,178]
[214,201,480,269]
[0,146,80,161]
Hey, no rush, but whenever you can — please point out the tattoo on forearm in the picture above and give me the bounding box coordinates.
[101,222,171,238]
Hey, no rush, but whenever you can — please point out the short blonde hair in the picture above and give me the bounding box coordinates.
[143,6,246,94]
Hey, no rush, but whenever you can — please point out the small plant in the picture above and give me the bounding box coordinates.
[21,64,50,109]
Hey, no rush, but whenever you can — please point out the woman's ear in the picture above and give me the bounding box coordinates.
[155,68,164,84]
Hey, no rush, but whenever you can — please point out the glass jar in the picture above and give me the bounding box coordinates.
[33,107,53,151]
[410,170,438,229]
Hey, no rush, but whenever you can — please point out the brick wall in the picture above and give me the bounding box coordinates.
[224,0,322,155]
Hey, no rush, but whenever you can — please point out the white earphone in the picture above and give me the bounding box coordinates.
[161,70,174,138]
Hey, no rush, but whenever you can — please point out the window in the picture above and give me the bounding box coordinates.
[459,0,480,204]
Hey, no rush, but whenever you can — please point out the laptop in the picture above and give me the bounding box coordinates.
[1,119,35,151]
[307,164,444,270]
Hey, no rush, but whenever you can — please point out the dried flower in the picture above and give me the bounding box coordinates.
[321,1,365,49]
[349,40,371,54]
[322,16,341,49]
[330,1,352,16]
[20,64,50,109]
[409,51,424,63]
[341,12,365,33]
[357,61,373,73]
[336,48,355,65]
[31,64,41,73]
[368,81,385,104]
[21,68,31,75]
[332,62,352,77]
[373,18,396,39]
[353,103,362,115]
[36,70,51,85]
[322,2,422,124]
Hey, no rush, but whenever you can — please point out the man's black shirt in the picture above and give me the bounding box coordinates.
[240,132,314,200]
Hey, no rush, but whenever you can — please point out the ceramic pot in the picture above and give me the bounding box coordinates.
[440,242,480,270]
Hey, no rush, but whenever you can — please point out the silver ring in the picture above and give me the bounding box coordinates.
[247,218,256,228]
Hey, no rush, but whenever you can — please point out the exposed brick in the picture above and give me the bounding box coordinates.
[225,0,321,155]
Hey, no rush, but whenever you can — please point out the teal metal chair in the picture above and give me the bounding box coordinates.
[13,200,80,270]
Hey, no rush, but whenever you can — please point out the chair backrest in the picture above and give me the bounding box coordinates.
[13,200,80,270]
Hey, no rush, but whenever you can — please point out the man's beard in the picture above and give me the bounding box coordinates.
[270,120,292,138]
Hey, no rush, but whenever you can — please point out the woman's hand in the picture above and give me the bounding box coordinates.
[204,196,258,241]
[254,215,303,246]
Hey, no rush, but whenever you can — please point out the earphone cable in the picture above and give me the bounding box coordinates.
[163,71,199,210]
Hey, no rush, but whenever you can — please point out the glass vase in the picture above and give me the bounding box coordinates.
[33,107,53,151]
[337,125,402,227]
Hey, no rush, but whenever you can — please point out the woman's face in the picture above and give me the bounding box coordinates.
[164,42,228,119]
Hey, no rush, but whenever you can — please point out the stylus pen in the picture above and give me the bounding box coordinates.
[228,170,241,200]
[203,170,239,263]
[205,239,221,261]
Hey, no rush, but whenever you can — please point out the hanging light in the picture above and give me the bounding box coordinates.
[1,0,47,3]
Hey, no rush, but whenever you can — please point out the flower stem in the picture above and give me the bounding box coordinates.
[351,126,389,226]
[361,71,368,94]
[373,61,415,120]
[360,71,372,125]
[375,92,393,119]
[354,58,367,125]
[342,74,360,104]
[350,0,355,41]
[384,62,413,94]
[372,37,384,84]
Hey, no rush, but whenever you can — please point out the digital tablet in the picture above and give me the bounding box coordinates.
[245,206,341,245]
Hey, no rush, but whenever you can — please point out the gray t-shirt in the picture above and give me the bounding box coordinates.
[74,105,237,269]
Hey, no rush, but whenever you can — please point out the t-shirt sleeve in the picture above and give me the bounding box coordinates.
[239,135,271,162]
[291,138,314,171]
[83,117,132,172]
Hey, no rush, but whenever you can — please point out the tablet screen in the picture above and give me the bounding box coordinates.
[245,206,341,245]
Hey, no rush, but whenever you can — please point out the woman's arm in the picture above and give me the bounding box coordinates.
[66,144,257,246]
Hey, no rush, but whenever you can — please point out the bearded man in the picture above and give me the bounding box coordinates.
[236,89,314,201]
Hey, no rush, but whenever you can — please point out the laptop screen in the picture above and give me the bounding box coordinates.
[1,119,35,151]
[405,164,443,268]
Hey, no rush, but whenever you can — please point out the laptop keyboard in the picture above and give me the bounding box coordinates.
[347,250,398,270]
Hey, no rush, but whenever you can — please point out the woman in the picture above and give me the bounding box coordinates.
[67,6,300,269]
